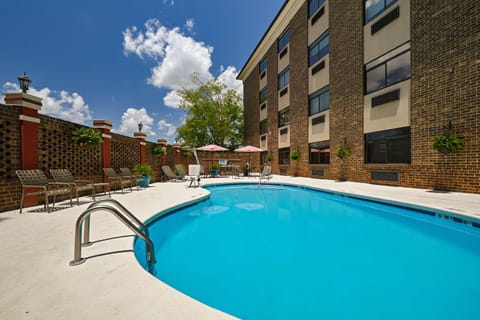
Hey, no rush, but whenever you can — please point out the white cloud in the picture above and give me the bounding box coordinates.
[2,82,92,125]
[157,119,177,137]
[163,90,183,108]
[117,107,155,136]
[123,18,243,110]
[184,18,195,32]
[217,65,243,97]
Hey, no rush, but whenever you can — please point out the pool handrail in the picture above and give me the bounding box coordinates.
[70,199,155,267]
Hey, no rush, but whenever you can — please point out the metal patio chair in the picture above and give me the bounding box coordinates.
[50,169,97,204]
[16,169,73,213]
[103,168,133,193]
[119,168,142,190]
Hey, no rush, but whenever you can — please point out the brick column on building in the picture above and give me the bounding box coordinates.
[172,143,181,164]
[93,120,112,182]
[157,138,168,165]
[4,92,43,206]
[134,132,147,164]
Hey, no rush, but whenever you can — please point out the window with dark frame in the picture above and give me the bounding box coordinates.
[259,86,268,104]
[279,147,291,165]
[278,29,290,53]
[278,108,290,127]
[309,85,330,116]
[365,127,411,163]
[365,43,410,94]
[259,119,267,135]
[309,0,326,17]
[365,0,398,23]
[309,31,329,66]
[278,67,290,89]
[259,57,268,75]
[309,140,330,164]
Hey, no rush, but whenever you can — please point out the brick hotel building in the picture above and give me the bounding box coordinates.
[237,0,479,193]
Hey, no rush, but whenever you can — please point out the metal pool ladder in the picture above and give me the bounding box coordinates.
[69,199,156,267]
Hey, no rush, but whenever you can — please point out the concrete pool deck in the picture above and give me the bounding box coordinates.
[0,176,479,319]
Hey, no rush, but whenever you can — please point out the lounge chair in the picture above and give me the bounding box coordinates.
[161,165,185,182]
[174,164,187,178]
[103,168,133,193]
[119,168,142,190]
[259,165,273,183]
[16,169,73,213]
[50,169,97,204]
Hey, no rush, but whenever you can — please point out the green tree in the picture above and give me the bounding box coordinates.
[176,76,243,149]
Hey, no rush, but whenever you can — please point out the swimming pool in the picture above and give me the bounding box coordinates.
[134,184,480,320]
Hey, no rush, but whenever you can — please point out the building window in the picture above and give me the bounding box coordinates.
[309,141,330,164]
[365,0,398,23]
[309,0,326,17]
[278,67,290,89]
[278,29,290,53]
[259,86,268,104]
[259,119,267,135]
[365,127,411,163]
[309,31,329,66]
[309,85,329,116]
[365,42,410,94]
[279,147,290,165]
[259,57,267,75]
[278,108,290,127]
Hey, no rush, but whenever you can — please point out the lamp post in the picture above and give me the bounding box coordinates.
[138,122,143,132]
[18,72,31,93]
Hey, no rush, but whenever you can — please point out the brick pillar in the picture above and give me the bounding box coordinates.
[93,120,112,182]
[172,143,181,164]
[4,92,43,206]
[134,132,147,164]
[157,138,168,165]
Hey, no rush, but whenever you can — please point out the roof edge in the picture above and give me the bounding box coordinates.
[237,0,290,81]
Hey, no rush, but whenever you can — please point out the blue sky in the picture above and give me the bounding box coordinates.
[1,0,284,142]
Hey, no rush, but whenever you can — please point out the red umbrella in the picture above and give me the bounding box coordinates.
[197,144,229,152]
[234,145,263,165]
[197,144,229,167]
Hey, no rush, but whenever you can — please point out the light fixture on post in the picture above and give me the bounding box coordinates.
[18,72,31,93]
[138,122,143,132]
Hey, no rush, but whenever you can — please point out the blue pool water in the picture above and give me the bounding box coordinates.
[134,184,480,320]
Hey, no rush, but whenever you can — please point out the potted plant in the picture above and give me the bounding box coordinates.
[153,145,167,158]
[289,150,300,160]
[335,146,350,159]
[134,164,154,187]
[433,132,464,154]
[211,163,220,177]
[72,127,102,148]
[289,150,300,176]
[266,154,273,162]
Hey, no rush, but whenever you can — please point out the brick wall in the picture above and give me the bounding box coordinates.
[329,0,365,181]
[0,105,21,210]
[39,114,102,181]
[241,0,479,193]
[288,1,309,176]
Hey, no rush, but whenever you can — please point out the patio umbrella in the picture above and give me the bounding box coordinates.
[234,145,263,165]
[197,144,229,166]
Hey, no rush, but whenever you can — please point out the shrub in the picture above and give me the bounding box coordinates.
[72,127,102,148]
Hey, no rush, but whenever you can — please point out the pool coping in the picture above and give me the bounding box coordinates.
[0,175,479,319]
